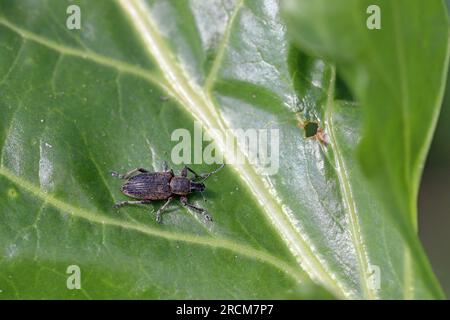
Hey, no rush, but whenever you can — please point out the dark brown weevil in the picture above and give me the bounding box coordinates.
[111,163,225,223]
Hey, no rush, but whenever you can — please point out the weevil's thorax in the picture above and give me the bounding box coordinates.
[169,176,191,196]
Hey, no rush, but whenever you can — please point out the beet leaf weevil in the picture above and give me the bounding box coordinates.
[111,162,225,223]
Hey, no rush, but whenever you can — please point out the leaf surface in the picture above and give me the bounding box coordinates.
[0,0,447,299]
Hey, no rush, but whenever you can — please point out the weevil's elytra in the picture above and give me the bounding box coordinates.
[121,172,172,200]
[111,163,224,224]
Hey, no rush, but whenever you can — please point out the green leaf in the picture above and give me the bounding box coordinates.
[283,0,449,299]
[0,0,445,299]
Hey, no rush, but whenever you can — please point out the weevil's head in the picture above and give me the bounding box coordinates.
[190,181,205,192]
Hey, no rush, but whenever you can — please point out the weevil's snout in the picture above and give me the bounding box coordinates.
[190,182,205,192]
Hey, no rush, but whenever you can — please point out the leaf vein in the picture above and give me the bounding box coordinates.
[0,166,305,285]
[0,17,172,99]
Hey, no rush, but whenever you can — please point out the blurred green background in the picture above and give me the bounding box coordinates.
[419,61,450,297]
[419,0,450,295]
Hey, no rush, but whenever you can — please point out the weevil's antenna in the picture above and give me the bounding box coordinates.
[198,164,225,183]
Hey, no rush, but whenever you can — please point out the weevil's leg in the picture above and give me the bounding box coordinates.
[180,196,212,221]
[163,161,174,175]
[180,166,191,178]
[111,168,149,179]
[156,197,173,224]
[181,166,202,179]
[113,200,151,209]
[187,167,201,178]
